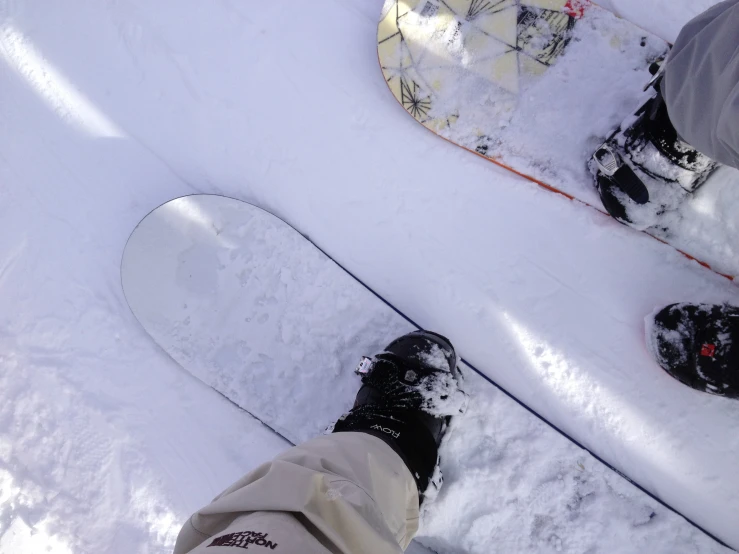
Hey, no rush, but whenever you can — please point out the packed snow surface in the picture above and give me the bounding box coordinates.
[0,0,737,553]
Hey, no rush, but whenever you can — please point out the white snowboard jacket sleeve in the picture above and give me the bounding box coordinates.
[173,432,419,554]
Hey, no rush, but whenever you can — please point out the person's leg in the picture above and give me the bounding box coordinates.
[174,432,418,554]
[174,330,465,554]
[662,0,739,169]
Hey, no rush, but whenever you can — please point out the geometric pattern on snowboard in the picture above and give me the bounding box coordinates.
[378,0,581,138]
[121,195,413,443]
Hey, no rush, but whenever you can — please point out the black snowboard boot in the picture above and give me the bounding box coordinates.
[590,61,717,227]
[648,303,739,399]
[332,330,466,496]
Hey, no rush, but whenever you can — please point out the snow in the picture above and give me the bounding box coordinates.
[416,343,450,371]
[0,0,737,553]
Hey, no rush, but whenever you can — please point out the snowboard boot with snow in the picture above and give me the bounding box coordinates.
[648,303,739,399]
[332,330,466,496]
[590,61,718,227]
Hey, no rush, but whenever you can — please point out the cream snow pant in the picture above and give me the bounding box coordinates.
[173,432,419,554]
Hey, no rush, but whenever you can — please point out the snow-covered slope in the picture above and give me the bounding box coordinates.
[0,0,736,552]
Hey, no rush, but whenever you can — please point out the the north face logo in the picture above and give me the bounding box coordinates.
[208,530,278,550]
[371,424,400,439]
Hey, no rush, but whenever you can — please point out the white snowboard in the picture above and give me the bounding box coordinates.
[121,195,731,552]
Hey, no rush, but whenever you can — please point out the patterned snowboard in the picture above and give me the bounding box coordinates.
[121,194,727,551]
[377,0,739,281]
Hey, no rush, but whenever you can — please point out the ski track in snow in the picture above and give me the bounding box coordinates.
[0,0,736,552]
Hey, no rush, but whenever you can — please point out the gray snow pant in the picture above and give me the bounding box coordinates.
[173,432,419,554]
[663,0,739,168]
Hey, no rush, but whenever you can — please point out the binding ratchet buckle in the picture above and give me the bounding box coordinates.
[593,144,622,177]
[355,356,374,375]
